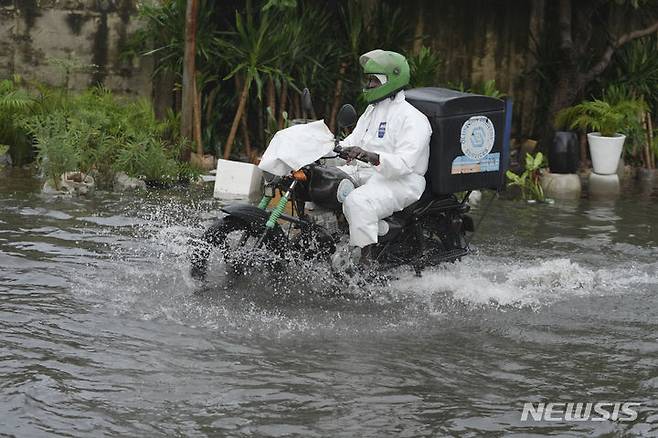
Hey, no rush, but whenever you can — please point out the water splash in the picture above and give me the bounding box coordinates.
[72,195,658,336]
[389,256,658,310]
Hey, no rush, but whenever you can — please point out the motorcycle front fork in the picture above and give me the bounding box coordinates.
[257,195,272,209]
[254,181,297,249]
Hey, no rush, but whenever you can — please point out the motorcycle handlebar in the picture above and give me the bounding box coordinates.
[334,145,375,164]
[333,145,363,162]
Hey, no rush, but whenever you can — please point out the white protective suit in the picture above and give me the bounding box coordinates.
[340,90,432,247]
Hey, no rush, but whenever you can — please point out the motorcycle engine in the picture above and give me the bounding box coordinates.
[304,203,341,235]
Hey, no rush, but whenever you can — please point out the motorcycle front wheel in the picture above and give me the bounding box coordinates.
[190,215,284,281]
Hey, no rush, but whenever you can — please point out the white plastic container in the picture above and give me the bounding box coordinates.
[587,132,625,175]
[213,159,263,202]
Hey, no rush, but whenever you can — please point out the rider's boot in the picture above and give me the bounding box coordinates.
[331,244,360,273]
[360,245,374,265]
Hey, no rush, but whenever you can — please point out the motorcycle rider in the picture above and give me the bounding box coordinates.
[334,49,432,268]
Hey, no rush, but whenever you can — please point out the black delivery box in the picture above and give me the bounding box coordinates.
[405,87,512,195]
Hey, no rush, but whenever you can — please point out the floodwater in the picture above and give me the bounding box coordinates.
[1,169,657,437]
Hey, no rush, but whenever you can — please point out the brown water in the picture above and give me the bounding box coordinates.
[1,169,657,437]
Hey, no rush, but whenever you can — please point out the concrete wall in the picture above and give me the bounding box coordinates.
[0,0,547,138]
[0,0,152,96]
[419,0,546,138]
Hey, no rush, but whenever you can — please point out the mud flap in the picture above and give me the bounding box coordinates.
[221,203,271,227]
[220,203,287,250]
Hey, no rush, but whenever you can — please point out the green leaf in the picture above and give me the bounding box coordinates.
[506,170,520,183]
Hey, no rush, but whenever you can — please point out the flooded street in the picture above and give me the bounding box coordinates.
[1,171,657,437]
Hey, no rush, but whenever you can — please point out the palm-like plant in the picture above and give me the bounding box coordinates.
[0,77,34,165]
[607,35,658,168]
[272,4,332,123]
[555,99,646,137]
[599,84,650,165]
[476,80,505,99]
[134,0,219,79]
[133,0,225,155]
[216,6,289,159]
[408,46,441,88]
[610,35,658,109]
[329,1,412,125]
[0,78,33,112]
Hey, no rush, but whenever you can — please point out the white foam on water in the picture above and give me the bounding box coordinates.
[388,255,658,309]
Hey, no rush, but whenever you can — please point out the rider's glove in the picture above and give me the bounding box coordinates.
[341,146,380,166]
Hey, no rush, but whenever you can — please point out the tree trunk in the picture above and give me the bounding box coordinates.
[193,82,202,155]
[644,112,655,169]
[542,73,583,150]
[153,68,174,120]
[240,101,253,162]
[328,62,348,132]
[257,98,265,149]
[292,93,301,120]
[241,114,252,162]
[266,77,276,122]
[205,85,219,129]
[579,132,588,170]
[278,81,288,129]
[647,113,656,169]
[181,0,198,143]
[412,0,424,54]
[224,77,250,160]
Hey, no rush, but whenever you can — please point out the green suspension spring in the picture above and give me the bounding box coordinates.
[257,195,272,209]
[265,195,288,229]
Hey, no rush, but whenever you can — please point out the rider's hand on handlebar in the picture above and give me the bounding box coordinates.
[340,146,380,166]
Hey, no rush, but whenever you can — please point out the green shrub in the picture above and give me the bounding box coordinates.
[113,135,182,185]
[0,77,35,165]
[506,152,547,202]
[598,84,648,164]
[177,161,202,184]
[476,79,505,99]
[408,46,441,88]
[24,113,79,189]
[19,84,192,189]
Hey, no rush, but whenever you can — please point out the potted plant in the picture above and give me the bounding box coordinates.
[555,99,645,174]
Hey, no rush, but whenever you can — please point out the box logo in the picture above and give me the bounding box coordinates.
[451,152,500,174]
[460,116,495,160]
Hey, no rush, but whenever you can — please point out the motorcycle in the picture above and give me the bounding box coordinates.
[190,91,476,282]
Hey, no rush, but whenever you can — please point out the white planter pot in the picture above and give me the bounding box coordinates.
[587,132,625,175]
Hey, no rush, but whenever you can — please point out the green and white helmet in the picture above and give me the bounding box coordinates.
[359,49,410,104]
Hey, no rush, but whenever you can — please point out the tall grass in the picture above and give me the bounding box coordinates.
[2,80,196,189]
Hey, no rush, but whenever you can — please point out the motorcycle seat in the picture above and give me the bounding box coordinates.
[399,190,455,217]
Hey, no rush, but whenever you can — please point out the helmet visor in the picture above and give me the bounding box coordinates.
[363,73,388,90]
